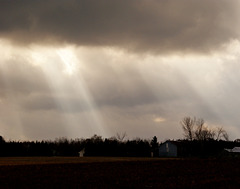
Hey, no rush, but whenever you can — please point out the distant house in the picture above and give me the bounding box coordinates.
[224,147,240,153]
[159,141,178,157]
[78,148,85,157]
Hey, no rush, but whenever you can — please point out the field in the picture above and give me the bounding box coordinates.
[1,157,240,188]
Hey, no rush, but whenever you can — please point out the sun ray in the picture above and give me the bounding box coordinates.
[29,46,108,138]
[0,59,25,140]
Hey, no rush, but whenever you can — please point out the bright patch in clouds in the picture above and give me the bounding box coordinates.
[154,117,166,123]
[29,45,79,76]
[57,47,78,75]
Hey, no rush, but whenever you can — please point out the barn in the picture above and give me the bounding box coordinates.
[159,141,178,157]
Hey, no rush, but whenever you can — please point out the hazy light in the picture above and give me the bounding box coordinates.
[29,45,108,137]
[1,37,240,140]
[0,54,25,140]
[57,47,78,75]
[154,117,166,123]
[0,41,109,139]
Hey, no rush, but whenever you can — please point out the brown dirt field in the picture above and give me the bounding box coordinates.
[0,157,163,165]
[0,157,240,188]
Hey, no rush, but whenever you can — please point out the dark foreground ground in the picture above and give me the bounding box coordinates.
[0,157,240,188]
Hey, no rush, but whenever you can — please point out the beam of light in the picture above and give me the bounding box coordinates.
[138,40,240,139]
[58,47,108,137]
[138,54,222,124]
[58,47,108,136]
[29,45,108,138]
[72,73,108,137]
[0,47,25,140]
[30,49,71,137]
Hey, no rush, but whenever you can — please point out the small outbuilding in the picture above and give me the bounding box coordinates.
[159,141,178,157]
[224,147,240,153]
[223,147,240,157]
[78,148,85,157]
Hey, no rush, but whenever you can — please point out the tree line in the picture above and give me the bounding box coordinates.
[0,134,152,157]
[0,116,238,157]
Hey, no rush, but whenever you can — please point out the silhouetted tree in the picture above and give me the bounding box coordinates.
[151,136,158,148]
[216,127,229,141]
[180,116,195,140]
[151,136,159,157]
[234,139,240,143]
[195,118,205,140]
[181,116,229,141]
[195,118,215,141]
[0,136,5,144]
[115,132,127,142]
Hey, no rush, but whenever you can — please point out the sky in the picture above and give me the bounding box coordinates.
[0,0,240,141]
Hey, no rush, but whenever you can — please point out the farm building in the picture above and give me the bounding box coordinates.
[78,148,85,157]
[223,147,240,157]
[159,141,178,157]
[224,147,240,153]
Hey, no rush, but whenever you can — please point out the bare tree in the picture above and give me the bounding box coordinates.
[195,118,216,140]
[195,118,205,140]
[180,116,195,141]
[216,127,229,141]
[181,116,229,141]
[200,127,215,141]
[116,132,127,142]
[222,132,229,141]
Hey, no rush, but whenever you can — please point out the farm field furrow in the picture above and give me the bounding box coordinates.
[0,157,240,188]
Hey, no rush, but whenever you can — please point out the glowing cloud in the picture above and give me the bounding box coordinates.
[57,47,78,75]
[154,117,166,123]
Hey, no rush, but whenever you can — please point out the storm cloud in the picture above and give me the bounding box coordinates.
[1,0,239,54]
[0,1,240,141]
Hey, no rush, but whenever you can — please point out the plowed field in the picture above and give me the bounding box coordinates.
[0,157,240,188]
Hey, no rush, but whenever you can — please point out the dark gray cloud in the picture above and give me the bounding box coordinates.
[0,0,239,54]
[0,60,50,97]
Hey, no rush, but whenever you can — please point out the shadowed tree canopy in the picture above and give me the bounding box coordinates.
[0,136,5,144]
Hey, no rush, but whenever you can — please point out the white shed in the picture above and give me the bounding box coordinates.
[78,148,85,157]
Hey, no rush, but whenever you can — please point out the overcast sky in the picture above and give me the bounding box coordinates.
[1,0,240,141]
